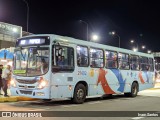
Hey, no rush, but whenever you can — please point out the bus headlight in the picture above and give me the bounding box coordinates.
[37,77,48,89]
[10,79,16,87]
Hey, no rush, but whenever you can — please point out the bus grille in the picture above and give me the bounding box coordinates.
[16,79,37,84]
[20,90,32,95]
[18,85,35,89]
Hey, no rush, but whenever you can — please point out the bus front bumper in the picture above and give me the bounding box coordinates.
[10,87,50,99]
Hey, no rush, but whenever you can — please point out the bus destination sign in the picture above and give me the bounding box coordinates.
[16,36,50,47]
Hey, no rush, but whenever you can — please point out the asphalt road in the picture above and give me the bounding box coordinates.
[0,88,160,120]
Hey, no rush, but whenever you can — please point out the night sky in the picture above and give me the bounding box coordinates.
[0,0,160,52]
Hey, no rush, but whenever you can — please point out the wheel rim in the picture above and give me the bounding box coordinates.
[76,89,84,100]
[133,85,137,95]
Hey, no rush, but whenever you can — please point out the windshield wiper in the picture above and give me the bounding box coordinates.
[17,47,26,61]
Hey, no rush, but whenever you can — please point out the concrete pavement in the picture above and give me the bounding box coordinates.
[154,82,160,88]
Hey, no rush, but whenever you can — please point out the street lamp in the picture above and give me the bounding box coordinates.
[130,40,139,51]
[79,20,88,41]
[91,34,99,41]
[147,50,151,54]
[142,45,145,49]
[22,0,29,32]
[109,31,120,48]
[130,40,148,53]
[133,48,138,52]
[130,40,134,43]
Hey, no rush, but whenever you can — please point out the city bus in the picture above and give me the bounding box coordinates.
[10,34,155,103]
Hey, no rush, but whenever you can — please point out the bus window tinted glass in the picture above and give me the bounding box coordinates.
[90,48,104,68]
[140,57,148,71]
[105,51,117,68]
[148,58,154,71]
[118,53,129,69]
[130,55,139,70]
[77,46,89,67]
[53,46,74,71]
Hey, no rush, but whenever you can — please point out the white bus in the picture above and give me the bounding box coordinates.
[10,34,155,103]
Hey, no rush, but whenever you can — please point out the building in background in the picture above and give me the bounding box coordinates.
[0,22,22,49]
[0,22,33,66]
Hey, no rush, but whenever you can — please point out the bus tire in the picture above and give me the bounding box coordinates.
[72,83,86,104]
[130,82,138,97]
[124,82,138,97]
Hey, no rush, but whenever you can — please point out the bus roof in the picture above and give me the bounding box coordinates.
[21,34,154,58]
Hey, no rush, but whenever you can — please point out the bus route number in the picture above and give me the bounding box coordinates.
[78,71,87,76]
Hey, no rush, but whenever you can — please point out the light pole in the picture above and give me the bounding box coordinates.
[79,20,88,41]
[147,50,151,54]
[142,45,145,49]
[23,0,29,32]
[91,34,99,41]
[133,48,138,52]
[110,31,120,48]
[130,40,147,52]
[130,40,139,51]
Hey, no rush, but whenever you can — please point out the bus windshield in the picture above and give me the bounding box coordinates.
[13,47,49,76]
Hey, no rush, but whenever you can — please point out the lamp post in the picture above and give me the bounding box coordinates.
[133,48,138,52]
[142,45,145,49]
[147,50,151,54]
[110,31,120,48]
[130,40,148,52]
[23,0,29,32]
[130,40,139,51]
[79,20,88,41]
[91,34,99,41]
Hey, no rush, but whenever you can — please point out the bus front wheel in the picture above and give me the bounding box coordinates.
[72,84,86,104]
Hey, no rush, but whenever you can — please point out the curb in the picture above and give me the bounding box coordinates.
[0,96,39,102]
[149,87,160,90]
[17,96,39,101]
[0,96,18,102]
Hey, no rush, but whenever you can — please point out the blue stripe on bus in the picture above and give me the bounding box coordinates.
[144,72,149,83]
[110,69,126,92]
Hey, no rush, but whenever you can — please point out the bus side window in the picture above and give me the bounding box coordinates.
[76,46,89,67]
[130,55,139,70]
[52,45,74,72]
[105,50,117,68]
[148,58,154,71]
[90,48,104,68]
[140,57,149,71]
[118,53,129,69]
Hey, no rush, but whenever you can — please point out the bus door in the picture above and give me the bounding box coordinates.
[51,43,75,98]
